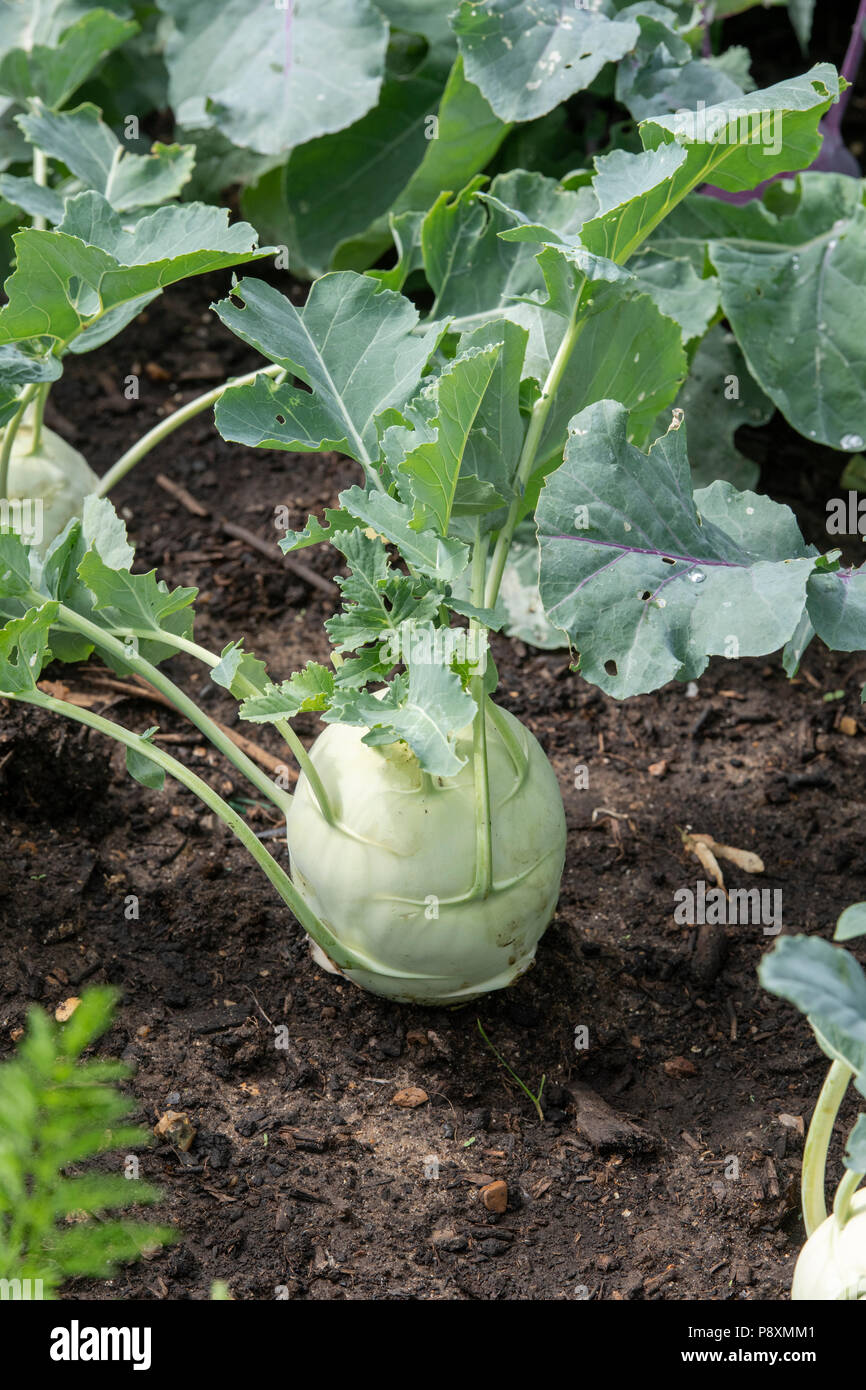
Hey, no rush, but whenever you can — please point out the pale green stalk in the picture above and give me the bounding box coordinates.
[18,690,366,976]
[470,522,492,898]
[122,626,336,826]
[97,365,285,496]
[0,384,39,498]
[51,602,293,818]
[833,1164,864,1228]
[802,1059,854,1235]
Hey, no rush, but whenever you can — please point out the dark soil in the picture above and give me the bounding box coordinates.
[2,2,866,1302]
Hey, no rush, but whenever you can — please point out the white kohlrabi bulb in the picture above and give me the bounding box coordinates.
[792,1190,866,1300]
[6,421,100,548]
[286,701,566,1004]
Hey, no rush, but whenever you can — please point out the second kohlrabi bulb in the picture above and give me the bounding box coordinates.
[792,1190,866,1300]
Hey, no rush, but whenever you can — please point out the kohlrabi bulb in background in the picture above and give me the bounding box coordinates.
[792,1189,866,1300]
[286,701,566,1004]
[6,420,99,548]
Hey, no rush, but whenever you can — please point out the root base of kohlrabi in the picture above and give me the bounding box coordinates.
[286,701,566,1005]
[6,422,100,548]
[791,1190,866,1299]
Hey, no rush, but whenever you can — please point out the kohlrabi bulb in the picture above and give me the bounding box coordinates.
[286,701,566,1004]
[792,1190,866,1300]
[6,421,100,548]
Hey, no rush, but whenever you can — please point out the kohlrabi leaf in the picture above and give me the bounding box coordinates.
[210,641,271,699]
[614,5,746,123]
[759,934,866,1051]
[212,275,439,471]
[158,0,389,157]
[454,319,527,510]
[375,0,457,45]
[338,486,469,583]
[836,903,866,943]
[452,1,640,122]
[703,178,866,451]
[0,602,58,693]
[326,658,476,777]
[580,65,841,263]
[844,1114,866,1174]
[125,726,165,791]
[0,526,38,597]
[0,174,65,223]
[325,528,442,653]
[423,169,595,329]
[279,508,358,553]
[536,399,816,697]
[241,662,336,722]
[655,325,773,490]
[806,563,866,651]
[0,343,62,427]
[0,8,136,108]
[16,102,195,213]
[384,344,501,534]
[625,254,720,344]
[242,47,454,279]
[249,52,507,279]
[72,546,196,668]
[0,194,270,355]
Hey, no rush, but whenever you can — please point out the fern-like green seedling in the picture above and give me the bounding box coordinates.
[0,986,174,1298]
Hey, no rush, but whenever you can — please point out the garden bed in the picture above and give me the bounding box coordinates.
[1,277,864,1300]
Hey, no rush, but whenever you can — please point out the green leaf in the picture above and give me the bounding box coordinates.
[0,603,57,693]
[384,344,500,533]
[655,325,773,490]
[159,0,389,157]
[0,9,137,108]
[125,726,164,791]
[212,274,439,468]
[77,547,195,649]
[0,174,65,224]
[0,525,39,596]
[0,194,271,355]
[17,102,195,214]
[338,485,469,582]
[241,662,336,723]
[278,508,358,554]
[375,0,457,45]
[453,1,640,122]
[536,399,816,697]
[0,343,61,427]
[580,65,841,263]
[326,657,476,777]
[56,985,117,1055]
[422,169,594,331]
[806,563,866,651]
[626,254,720,344]
[844,1114,866,1174]
[703,177,866,450]
[836,904,866,943]
[759,934,866,1051]
[247,51,506,279]
[614,5,746,123]
[325,528,442,653]
[210,641,270,700]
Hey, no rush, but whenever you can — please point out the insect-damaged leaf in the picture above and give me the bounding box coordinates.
[213,274,440,470]
[536,399,816,697]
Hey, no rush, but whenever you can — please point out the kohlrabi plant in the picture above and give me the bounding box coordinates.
[0,986,173,1298]
[0,4,280,548]
[1,62,864,1007]
[760,905,866,1301]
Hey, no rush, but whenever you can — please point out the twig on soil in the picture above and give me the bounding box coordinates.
[221,519,338,597]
